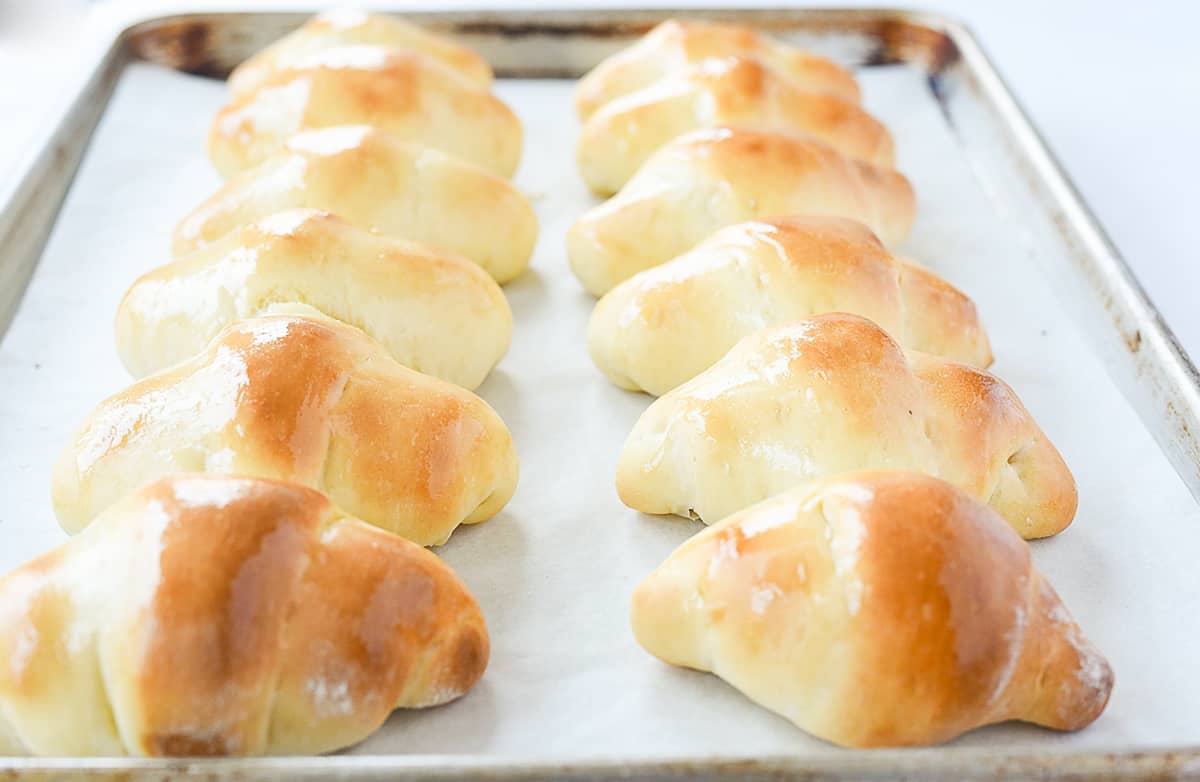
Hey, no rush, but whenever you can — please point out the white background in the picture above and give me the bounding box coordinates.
[1,0,1197,359]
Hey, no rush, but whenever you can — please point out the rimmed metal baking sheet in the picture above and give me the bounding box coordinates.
[0,6,1197,780]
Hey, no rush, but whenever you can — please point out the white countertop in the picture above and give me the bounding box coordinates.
[2,0,1197,358]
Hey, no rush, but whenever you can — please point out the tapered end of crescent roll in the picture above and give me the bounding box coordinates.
[631,471,1112,748]
[54,315,519,546]
[578,55,893,195]
[210,46,520,178]
[118,209,512,389]
[616,313,1074,539]
[229,10,493,98]
[589,216,991,396]
[175,126,536,283]
[574,18,861,119]
[0,474,489,756]
[568,127,915,296]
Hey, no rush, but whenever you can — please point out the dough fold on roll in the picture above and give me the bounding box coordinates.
[0,474,489,756]
[210,45,520,178]
[590,216,990,396]
[54,315,519,546]
[578,55,892,195]
[617,313,1076,539]
[567,127,914,296]
[575,18,861,119]
[631,471,1112,748]
[229,9,493,97]
[177,126,536,283]
[119,209,512,389]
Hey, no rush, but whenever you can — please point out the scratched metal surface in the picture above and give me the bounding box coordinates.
[0,7,1197,781]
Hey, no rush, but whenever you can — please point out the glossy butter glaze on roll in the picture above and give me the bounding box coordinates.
[590,216,990,396]
[0,474,489,756]
[617,313,1076,539]
[575,18,861,119]
[119,209,511,389]
[567,127,914,296]
[632,471,1112,748]
[210,45,521,178]
[177,126,537,283]
[578,55,893,195]
[54,315,519,546]
[229,9,493,97]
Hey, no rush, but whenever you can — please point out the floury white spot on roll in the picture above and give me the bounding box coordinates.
[228,9,494,97]
[616,313,1076,540]
[567,126,915,297]
[175,126,537,283]
[54,315,519,547]
[577,55,893,196]
[589,215,991,397]
[209,45,521,178]
[574,18,862,119]
[0,474,489,756]
[118,209,512,390]
[631,471,1112,748]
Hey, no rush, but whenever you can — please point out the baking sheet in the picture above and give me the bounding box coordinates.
[0,60,1197,758]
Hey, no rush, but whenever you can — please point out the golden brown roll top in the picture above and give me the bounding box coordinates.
[229,9,493,97]
[176,126,537,283]
[631,471,1112,748]
[578,55,893,195]
[616,313,1076,539]
[589,216,991,396]
[53,315,519,546]
[118,209,512,389]
[567,127,914,296]
[0,474,489,756]
[210,45,521,178]
[575,18,861,119]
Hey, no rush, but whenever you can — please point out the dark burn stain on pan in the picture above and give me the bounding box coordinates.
[864,19,961,74]
[128,20,222,77]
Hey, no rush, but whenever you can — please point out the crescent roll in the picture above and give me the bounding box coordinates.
[578,55,893,195]
[576,18,861,119]
[52,315,519,546]
[0,474,489,756]
[118,209,511,389]
[176,126,537,283]
[617,313,1077,539]
[567,127,914,296]
[631,471,1112,748]
[229,9,492,97]
[590,216,991,396]
[209,45,520,178]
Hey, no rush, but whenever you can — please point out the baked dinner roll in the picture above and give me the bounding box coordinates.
[631,471,1112,748]
[53,315,519,546]
[567,127,914,296]
[118,209,511,389]
[576,18,861,119]
[578,55,893,195]
[210,45,520,178]
[590,216,990,396]
[617,313,1076,539]
[177,126,536,283]
[229,9,492,97]
[0,474,489,756]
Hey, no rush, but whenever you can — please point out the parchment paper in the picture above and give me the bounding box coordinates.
[0,62,1196,756]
